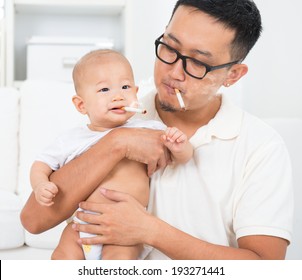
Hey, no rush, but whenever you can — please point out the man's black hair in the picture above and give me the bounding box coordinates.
[171,0,262,60]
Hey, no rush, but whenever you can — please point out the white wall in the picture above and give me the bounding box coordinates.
[129,0,302,119]
[7,0,302,118]
[242,0,302,118]
[0,0,5,86]
[126,0,176,83]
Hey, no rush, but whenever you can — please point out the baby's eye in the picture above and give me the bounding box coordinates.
[122,85,131,90]
[99,88,110,93]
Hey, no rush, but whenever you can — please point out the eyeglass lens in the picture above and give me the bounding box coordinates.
[156,42,208,79]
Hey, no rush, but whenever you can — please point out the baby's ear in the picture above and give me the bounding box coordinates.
[135,86,139,94]
[72,95,87,114]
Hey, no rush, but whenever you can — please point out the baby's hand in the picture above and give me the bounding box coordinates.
[34,181,59,207]
[162,126,188,153]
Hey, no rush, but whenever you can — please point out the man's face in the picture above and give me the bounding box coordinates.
[154,5,236,112]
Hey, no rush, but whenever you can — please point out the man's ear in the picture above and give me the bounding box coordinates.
[72,95,87,114]
[224,64,248,87]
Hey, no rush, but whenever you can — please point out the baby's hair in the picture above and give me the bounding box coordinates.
[72,49,132,94]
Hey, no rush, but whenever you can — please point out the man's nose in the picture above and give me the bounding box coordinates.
[170,58,185,81]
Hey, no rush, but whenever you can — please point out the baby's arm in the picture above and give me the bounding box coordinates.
[162,127,193,164]
[30,161,59,206]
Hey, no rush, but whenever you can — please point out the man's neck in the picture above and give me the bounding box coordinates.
[155,94,222,138]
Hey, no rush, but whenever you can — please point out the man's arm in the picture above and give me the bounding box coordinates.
[20,128,168,234]
[74,189,288,260]
[20,129,125,233]
[147,216,288,259]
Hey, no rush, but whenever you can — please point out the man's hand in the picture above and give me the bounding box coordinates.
[72,189,153,246]
[111,127,171,176]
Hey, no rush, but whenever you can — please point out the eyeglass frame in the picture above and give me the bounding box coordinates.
[155,34,241,80]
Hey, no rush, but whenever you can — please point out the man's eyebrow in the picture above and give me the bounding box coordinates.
[166,33,181,45]
[166,33,213,58]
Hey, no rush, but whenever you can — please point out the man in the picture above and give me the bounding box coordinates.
[21,0,293,259]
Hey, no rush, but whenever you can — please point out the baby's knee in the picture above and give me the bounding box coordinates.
[51,246,84,260]
[51,248,67,260]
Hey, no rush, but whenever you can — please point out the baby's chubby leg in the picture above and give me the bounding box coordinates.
[51,223,84,260]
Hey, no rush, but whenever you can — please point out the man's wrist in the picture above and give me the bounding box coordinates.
[144,213,160,247]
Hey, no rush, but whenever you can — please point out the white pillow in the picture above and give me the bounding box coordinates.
[0,190,24,249]
[0,88,19,193]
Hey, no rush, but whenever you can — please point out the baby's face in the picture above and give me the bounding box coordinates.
[79,55,138,130]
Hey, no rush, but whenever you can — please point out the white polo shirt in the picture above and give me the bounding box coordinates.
[139,89,294,260]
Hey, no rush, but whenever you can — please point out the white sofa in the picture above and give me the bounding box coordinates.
[0,81,301,260]
[0,80,87,259]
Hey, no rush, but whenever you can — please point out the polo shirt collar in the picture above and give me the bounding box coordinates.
[141,89,243,147]
[190,94,243,147]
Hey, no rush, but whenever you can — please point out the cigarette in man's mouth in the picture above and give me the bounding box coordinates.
[122,107,147,114]
[174,88,186,110]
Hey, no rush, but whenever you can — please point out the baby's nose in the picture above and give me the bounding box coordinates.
[112,94,125,101]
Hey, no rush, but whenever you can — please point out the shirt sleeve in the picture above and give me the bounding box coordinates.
[35,135,67,171]
[233,135,294,243]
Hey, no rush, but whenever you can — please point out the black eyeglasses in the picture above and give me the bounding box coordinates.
[155,34,240,80]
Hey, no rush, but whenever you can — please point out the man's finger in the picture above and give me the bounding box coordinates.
[79,235,105,245]
[99,188,130,202]
[156,153,167,170]
[147,161,157,177]
[78,201,107,214]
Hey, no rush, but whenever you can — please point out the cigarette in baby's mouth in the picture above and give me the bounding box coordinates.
[122,107,147,114]
[174,88,186,110]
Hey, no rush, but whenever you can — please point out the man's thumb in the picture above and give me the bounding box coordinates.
[100,188,128,202]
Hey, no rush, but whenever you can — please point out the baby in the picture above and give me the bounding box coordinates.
[30,49,193,260]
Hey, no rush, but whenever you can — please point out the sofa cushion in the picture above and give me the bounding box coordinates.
[0,88,19,193]
[0,190,24,249]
